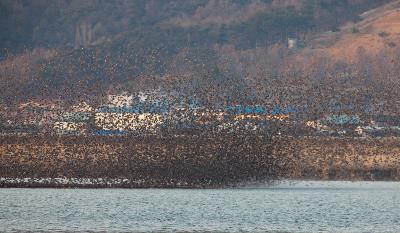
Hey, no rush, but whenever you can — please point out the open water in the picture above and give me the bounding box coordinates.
[0,181,399,232]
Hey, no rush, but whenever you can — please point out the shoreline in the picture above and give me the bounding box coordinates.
[1,178,399,189]
[1,135,400,188]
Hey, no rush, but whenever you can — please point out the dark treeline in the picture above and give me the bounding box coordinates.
[0,0,388,51]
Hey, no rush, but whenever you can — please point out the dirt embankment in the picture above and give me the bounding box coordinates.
[0,135,294,188]
[289,137,400,181]
[0,135,399,188]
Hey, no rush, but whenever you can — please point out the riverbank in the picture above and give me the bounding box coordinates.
[0,135,399,188]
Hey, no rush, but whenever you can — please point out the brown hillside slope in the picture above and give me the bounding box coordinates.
[308,0,400,62]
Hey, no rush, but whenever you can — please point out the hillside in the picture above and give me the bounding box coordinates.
[308,0,400,61]
[0,0,397,110]
[283,0,400,115]
[1,0,387,51]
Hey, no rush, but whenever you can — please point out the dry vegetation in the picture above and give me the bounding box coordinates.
[1,135,399,188]
[0,135,296,187]
[291,137,400,180]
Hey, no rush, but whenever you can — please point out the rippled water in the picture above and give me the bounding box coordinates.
[1,181,399,232]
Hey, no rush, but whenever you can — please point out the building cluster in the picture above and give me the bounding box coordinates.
[0,90,399,137]
[305,114,400,137]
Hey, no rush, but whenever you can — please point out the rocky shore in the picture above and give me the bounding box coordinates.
[0,135,399,188]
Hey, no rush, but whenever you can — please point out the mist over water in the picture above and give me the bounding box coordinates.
[1,181,399,233]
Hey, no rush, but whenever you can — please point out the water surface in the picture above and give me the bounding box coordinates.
[1,181,399,232]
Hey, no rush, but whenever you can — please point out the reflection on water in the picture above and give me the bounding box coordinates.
[1,181,399,232]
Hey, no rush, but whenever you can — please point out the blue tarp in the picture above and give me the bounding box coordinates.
[224,105,296,115]
[93,130,127,136]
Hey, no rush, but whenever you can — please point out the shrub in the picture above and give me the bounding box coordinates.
[379,31,389,37]
[352,16,363,23]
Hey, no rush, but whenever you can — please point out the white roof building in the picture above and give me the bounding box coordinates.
[71,102,93,112]
[107,92,134,107]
